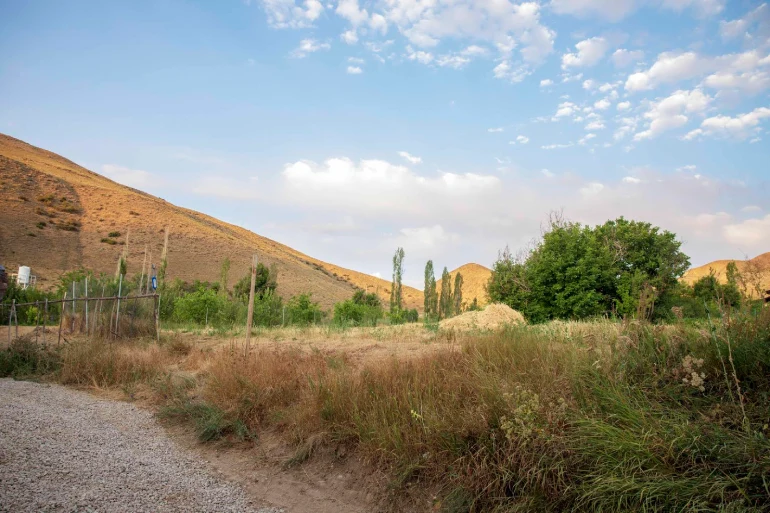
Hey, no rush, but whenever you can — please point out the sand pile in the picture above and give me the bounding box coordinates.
[439,303,526,331]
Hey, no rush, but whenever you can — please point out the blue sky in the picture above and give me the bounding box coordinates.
[1,0,769,287]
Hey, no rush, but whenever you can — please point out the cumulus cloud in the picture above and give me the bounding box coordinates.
[493,61,532,83]
[562,37,609,69]
[594,98,611,110]
[341,29,358,44]
[540,78,554,87]
[724,214,770,247]
[397,151,422,164]
[290,38,331,58]
[633,88,711,140]
[617,101,631,111]
[625,49,770,92]
[258,0,324,29]
[517,135,530,144]
[346,65,363,74]
[612,48,644,68]
[684,107,770,140]
[550,0,638,22]
[720,3,770,41]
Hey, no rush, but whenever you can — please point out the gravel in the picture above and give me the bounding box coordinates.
[0,378,281,513]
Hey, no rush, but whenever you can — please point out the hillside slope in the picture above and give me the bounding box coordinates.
[681,252,770,297]
[0,133,423,310]
[436,263,492,308]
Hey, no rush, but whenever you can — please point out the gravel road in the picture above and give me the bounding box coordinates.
[0,378,281,513]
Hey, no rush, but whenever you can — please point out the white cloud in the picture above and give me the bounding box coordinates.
[259,0,324,29]
[634,88,711,140]
[625,49,770,92]
[341,29,358,44]
[684,107,770,140]
[742,205,762,213]
[562,72,583,83]
[101,164,154,189]
[720,3,769,41]
[677,164,697,172]
[594,98,611,110]
[583,79,596,90]
[406,45,433,64]
[290,38,331,58]
[385,0,555,66]
[370,13,388,34]
[488,127,504,133]
[622,176,642,184]
[611,48,644,68]
[540,78,554,87]
[397,151,422,164]
[346,65,363,74]
[617,101,631,111]
[542,142,574,149]
[493,61,531,83]
[436,54,471,69]
[703,69,770,95]
[553,101,578,119]
[562,37,609,69]
[398,225,460,250]
[585,120,605,130]
[348,56,365,64]
[580,182,604,195]
[578,133,597,145]
[541,168,554,178]
[516,135,530,144]
[336,0,368,25]
[723,214,770,247]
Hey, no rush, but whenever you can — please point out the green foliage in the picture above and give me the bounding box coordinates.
[219,258,231,296]
[36,221,46,229]
[233,263,277,301]
[467,297,480,312]
[390,247,405,317]
[107,231,121,238]
[439,266,452,319]
[173,287,227,325]
[118,257,127,278]
[333,290,384,326]
[423,260,438,320]
[251,290,283,327]
[452,272,463,315]
[100,238,117,245]
[0,338,61,378]
[286,293,324,326]
[488,216,691,322]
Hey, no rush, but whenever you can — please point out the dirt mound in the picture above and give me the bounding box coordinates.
[439,303,525,331]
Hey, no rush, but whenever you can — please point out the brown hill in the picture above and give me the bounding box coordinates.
[681,252,770,297]
[0,133,423,310]
[436,263,492,309]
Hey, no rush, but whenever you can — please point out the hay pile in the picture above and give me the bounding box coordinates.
[439,303,526,331]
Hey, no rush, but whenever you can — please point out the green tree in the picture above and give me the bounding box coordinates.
[439,267,452,319]
[390,247,405,318]
[219,258,231,296]
[487,216,691,323]
[452,272,464,315]
[286,293,324,325]
[333,290,383,327]
[233,263,277,302]
[423,260,438,320]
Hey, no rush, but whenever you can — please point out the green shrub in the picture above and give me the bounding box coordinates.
[0,338,61,378]
[107,231,121,238]
[286,293,324,325]
[173,288,227,325]
[36,221,46,229]
[100,238,117,245]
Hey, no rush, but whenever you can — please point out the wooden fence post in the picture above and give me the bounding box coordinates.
[58,293,66,346]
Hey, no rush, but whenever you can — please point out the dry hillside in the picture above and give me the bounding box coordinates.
[0,133,423,310]
[681,252,770,297]
[436,263,492,308]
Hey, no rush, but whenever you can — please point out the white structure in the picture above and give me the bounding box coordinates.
[16,266,36,289]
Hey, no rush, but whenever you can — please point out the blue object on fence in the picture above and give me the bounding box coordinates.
[151,276,157,291]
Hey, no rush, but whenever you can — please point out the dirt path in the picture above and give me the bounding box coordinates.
[0,378,281,513]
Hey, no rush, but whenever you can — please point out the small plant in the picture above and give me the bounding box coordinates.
[37,194,56,203]
[18,195,29,201]
[107,231,121,238]
[36,221,46,229]
[26,232,36,237]
[56,219,81,232]
[100,238,117,245]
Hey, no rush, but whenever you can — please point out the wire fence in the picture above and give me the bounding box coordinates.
[3,293,160,345]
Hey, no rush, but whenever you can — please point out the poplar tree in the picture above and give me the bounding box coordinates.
[439,266,452,319]
[424,260,437,319]
[453,272,464,314]
[390,247,405,317]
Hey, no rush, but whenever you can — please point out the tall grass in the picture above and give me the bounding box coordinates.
[5,309,769,511]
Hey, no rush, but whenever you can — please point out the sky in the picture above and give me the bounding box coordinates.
[1,0,769,287]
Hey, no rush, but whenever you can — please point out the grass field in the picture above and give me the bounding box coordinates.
[2,311,769,512]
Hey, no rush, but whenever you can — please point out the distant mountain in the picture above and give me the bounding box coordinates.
[681,252,770,297]
[436,263,492,308]
[0,133,424,310]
